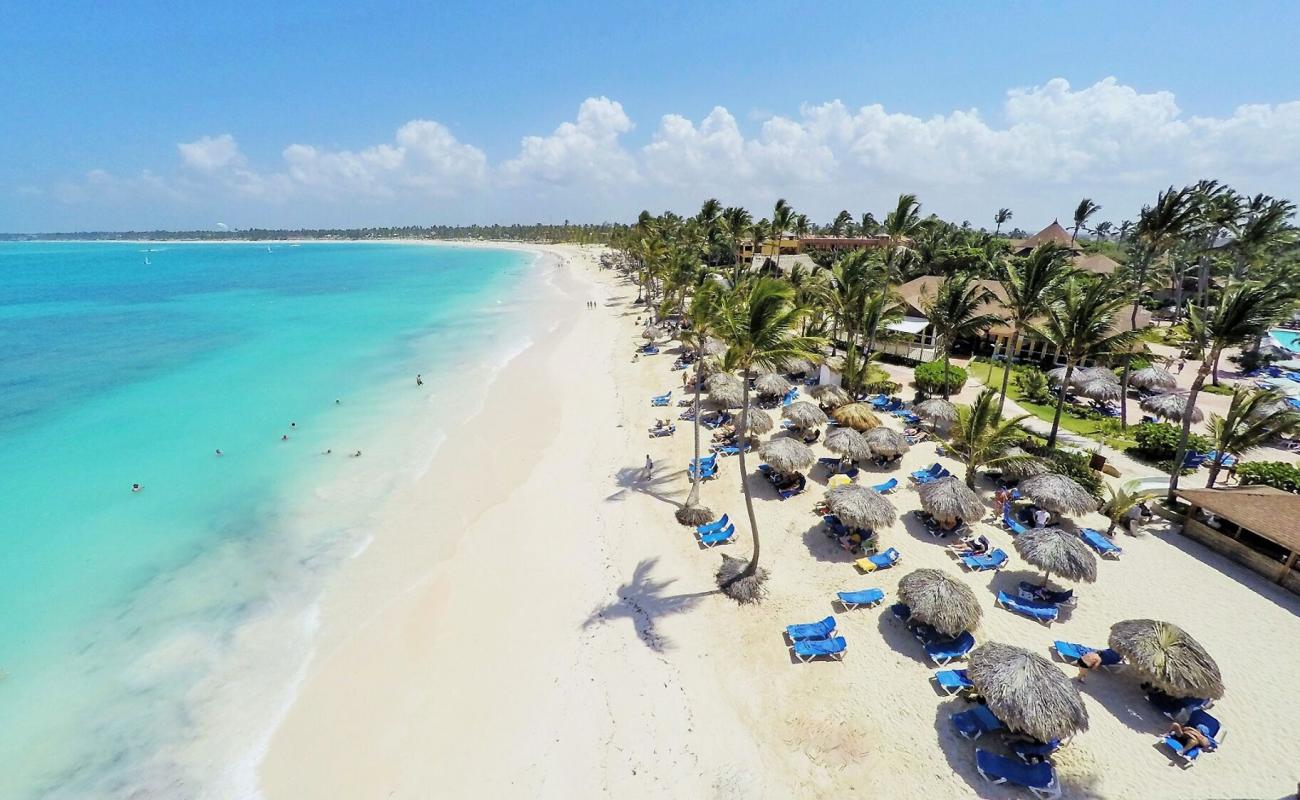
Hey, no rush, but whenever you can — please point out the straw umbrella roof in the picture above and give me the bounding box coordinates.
[706,372,740,394]
[810,383,852,409]
[1108,619,1224,700]
[737,406,774,435]
[782,401,828,430]
[1140,391,1204,423]
[826,484,897,532]
[967,642,1090,743]
[754,372,793,397]
[1018,473,1099,516]
[917,476,986,523]
[702,337,728,356]
[863,426,910,458]
[824,427,872,461]
[1013,527,1098,584]
[758,438,816,474]
[831,403,882,431]
[1076,374,1123,402]
[708,381,745,410]
[897,568,981,637]
[1047,365,1114,388]
[913,398,959,426]
[642,324,667,341]
[782,357,816,376]
[1130,365,1178,391]
[999,447,1050,478]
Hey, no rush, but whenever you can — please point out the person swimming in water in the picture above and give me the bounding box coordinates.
[281,434,289,441]
[351,450,362,457]
[131,483,142,492]
[215,449,223,457]
[290,422,296,428]
[416,374,423,386]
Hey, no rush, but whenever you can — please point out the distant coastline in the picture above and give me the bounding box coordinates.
[0,223,623,244]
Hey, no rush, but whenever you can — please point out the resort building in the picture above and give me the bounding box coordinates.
[1010,221,1121,276]
[740,235,891,260]
[1175,485,1300,597]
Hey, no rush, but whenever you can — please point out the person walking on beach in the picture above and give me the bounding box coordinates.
[643,454,654,480]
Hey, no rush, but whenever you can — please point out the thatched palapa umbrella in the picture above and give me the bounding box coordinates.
[706,373,744,410]
[782,401,828,431]
[967,642,1090,743]
[702,337,728,357]
[999,447,1049,478]
[1048,365,1113,389]
[736,405,774,435]
[1130,365,1177,391]
[917,476,986,525]
[1109,619,1224,700]
[897,568,981,637]
[1140,391,1204,423]
[642,324,667,341]
[754,372,793,398]
[826,484,897,532]
[1018,473,1099,516]
[758,437,816,475]
[913,398,958,429]
[1076,374,1123,402]
[831,403,882,431]
[824,427,872,463]
[863,426,910,458]
[1013,527,1098,585]
[782,357,815,377]
[810,383,852,409]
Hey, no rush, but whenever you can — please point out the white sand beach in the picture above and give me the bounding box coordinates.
[259,245,1300,799]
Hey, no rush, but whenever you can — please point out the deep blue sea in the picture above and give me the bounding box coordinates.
[0,241,549,798]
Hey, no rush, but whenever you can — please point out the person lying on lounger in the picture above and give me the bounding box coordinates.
[948,534,990,555]
[1166,721,1215,752]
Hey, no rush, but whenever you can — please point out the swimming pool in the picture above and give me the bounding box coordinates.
[1271,328,1300,352]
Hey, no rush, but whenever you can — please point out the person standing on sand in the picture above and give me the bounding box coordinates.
[644,454,654,480]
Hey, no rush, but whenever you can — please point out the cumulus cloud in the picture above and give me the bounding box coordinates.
[499,97,638,186]
[178,134,246,171]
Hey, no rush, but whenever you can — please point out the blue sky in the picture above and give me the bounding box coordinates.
[5,1,1300,231]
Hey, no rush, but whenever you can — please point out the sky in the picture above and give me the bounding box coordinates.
[5,1,1300,232]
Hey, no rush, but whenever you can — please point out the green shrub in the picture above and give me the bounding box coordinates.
[1131,422,1211,461]
[1201,383,1235,396]
[1046,449,1105,498]
[914,360,968,396]
[1013,368,1054,404]
[1237,461,1300,494]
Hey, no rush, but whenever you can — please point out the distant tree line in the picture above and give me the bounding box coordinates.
[0,222,630,244]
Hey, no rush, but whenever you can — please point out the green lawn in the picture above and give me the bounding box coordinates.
[972,360,1138,450]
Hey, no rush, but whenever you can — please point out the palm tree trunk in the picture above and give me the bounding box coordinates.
[996,329,1020,415]
[733,370,761,583]
[1047,360,1076,448]
[685,346,704,510]
[1168,349,1217,502]
[1119,256,1151,430]
[942,348,952,400]
[863,253,893,357]
[1204,455,1224,488]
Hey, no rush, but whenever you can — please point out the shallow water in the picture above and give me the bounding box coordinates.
[0,241,553,798]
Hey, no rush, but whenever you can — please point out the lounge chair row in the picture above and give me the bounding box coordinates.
[784,615,846,662]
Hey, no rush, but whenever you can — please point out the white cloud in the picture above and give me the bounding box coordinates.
[178,134,246,171]
[499,97,638,186]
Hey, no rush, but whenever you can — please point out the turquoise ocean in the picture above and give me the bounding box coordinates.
[0,242,554,798]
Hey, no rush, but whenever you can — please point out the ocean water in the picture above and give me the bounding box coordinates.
[0,241,557,798]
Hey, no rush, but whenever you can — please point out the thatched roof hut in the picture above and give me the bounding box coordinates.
[824,427,872,461]
[917,476,986,525]
[1013,527,1098,584]
[1140,391,1204,423]
[782,401,828,430]
[831,403,882,432]
[758,438,816,475]
[1108,619,1224,700]
[826,484,897,531]
[1130,366,1177,391]
[754,372,793,398]
[810,383,852,409]
[897,568,981,637]
[1018,473,1099,516]
[913,398,958,428]
[863,427,910,458]
[967,642,1090,743]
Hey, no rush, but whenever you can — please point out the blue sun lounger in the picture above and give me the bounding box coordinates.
[890,602,911,623]
[1017,582,1075,607]
[1147,691,1212,721]
[870,477,899,494]
[1008,738,1062,763]
[651,391,672,406]
[781,387,799,405]
[1002,509,1030,536]
[910,463,943,482]
[713,443,750,456]
[689,462,718,481]
[698,524,735,547]
[695,514,729,534]
[933,669,973,695]
[1159,709,1223,767]
[792,635,846,662]
[855,547,900,572]
[1052,641,1122,669]
[925,631,976,666]
[914,467,951,485]
[952,705,1006,740]
[975,749,1061,799]
[835,588,884,609]
[785,615,836,641]
[1080,528,1123,559]
[960,549,1008,571]
[997,591,1059,625]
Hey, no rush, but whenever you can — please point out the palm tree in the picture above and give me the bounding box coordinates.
[676,283,725,525]
[1100,485,1158,536]
[1093,221,1114,240]
[769,199,795,269]
[713,278,826,600]
[696,198,723,265]
[865,194,924,357]
[1071,198,1101,244]
[1227,195,1296,280]
[993,208,1013,236]
[1117,220,1133,241]
[948,388,1039,487]
[1032,278,1137,448]
[1171,278,1299,499]
[1203,387,1300,488]
[921,273,1001,398]
[830,210,853,237]
[995,244,1074,415]
[722,206,752,280]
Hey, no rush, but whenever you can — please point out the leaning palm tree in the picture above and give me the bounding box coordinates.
[768,198,795,268]
[1031,278,1138,448]
[713,278,827,601]
[921,273,1001,398]
[947,388,1040,487]
[993,208,1013,236]
[1203,387,1300,487]
[675,283,725,526]
[996,244,1074,415]
[864,193,924,356]
[1071,198,1101,244]
[1169,278,1298,500]
[1100,484,1159,536]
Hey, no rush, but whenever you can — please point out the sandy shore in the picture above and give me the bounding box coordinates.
[260,247,1300,799]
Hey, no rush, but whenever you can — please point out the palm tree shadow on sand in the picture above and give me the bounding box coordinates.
[583,558,717,653]
[607,465,687,509]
